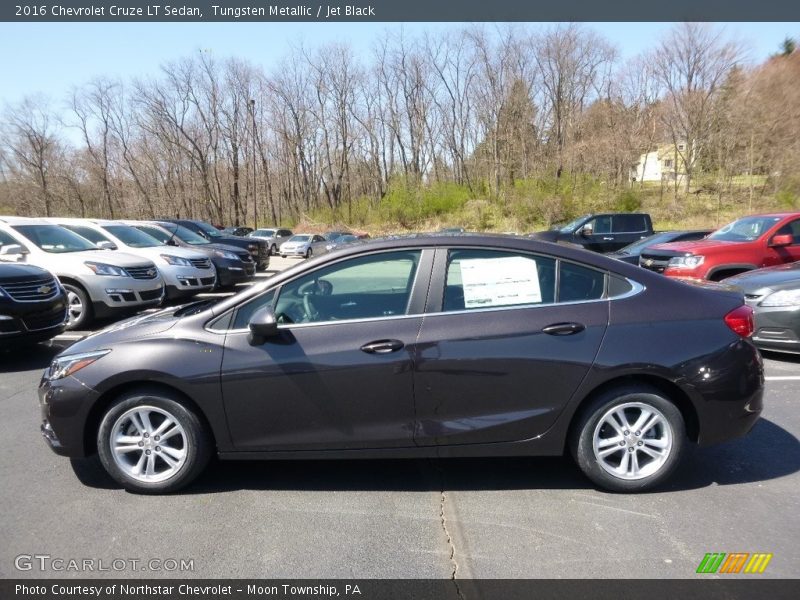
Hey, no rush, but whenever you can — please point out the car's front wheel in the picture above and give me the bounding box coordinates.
[570,385,687,492]
[97,389,211,494]
[270,244,277,255]
[62,283,93,330]
[305,248,313,259]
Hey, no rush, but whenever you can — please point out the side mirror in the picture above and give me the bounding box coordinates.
[96,240,117,250]
[770,234,793,247]
[248,306,279,345]
[0,244,28,256]
[167,239,178,246]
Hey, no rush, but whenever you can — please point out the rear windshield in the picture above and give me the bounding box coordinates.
[12,224,98,253]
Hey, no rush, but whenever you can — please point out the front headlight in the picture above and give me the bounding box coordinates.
[248,244,258,252]
[46,349,111,381]
[85,262,127,277]
[668,255,705,269]
[160,254,192,267]
[760,289,800,307]
[326,244,334,251]
[213,250,239,260]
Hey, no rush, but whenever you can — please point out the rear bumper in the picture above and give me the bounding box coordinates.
[694,339,764,447]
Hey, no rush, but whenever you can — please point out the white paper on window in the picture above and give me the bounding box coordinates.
[459,256,542,308]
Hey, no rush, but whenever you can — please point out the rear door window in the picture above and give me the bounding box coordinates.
[612,215,647,233]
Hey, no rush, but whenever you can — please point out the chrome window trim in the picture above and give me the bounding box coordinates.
[210,278,644,336]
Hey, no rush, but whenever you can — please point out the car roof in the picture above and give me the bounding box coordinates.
[0,216,52,225]
[45,217,118,227]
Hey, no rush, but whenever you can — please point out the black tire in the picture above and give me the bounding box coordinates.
[569,385,687,493]
[97,388,212,494]
[305,248,312,259]
[61,282,93,330]
[270,244,277,256]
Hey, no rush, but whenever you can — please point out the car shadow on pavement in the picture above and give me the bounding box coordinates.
[0,341,71,373]
[761,350,800,364]
[69,417,799,495]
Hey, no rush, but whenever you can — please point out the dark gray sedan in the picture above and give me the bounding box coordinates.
[38,234,763,494]
[727,262,800,355]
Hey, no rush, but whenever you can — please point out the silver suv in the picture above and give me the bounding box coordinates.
[248,228,293,255]
[0,217,164,330]
[48,218,216,301]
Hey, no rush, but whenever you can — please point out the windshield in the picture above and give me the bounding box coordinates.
[290,235,311,242]
[194,221,223,238]
[326,232,346,241]
[339,235,358,243]
[558,215,590,233]
[12,224,98,253]
[252,229,275,237]
[103,225,163,248]
[167,224,209,245]
[708,216,782,242]
[617,232,675,254]
[135,225,172,244]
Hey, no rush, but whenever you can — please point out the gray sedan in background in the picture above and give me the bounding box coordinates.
[280,234,327,258]
[727,262,800,355]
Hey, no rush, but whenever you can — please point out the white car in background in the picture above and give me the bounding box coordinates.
[47,218,216,301]
[0,217,164,330]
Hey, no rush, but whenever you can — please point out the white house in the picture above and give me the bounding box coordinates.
[631,143,689,184]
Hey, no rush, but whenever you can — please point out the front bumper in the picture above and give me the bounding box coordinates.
[162,265,216,299]
[0,298,68,344]
[280,246,308,257]
[751,305,800,355]
[215,260,257,287]
[39,374,102,458]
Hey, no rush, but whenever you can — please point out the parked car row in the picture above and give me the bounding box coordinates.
[0,216,278,341]
[607,212,800,356]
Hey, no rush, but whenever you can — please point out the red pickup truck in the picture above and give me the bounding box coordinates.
[639,212,800,281]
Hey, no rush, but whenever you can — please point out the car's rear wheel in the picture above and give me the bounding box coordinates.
[62,283,93,330]
[570,385,686,492]
[97,389,211,494]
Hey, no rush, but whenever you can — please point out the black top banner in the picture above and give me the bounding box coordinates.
[2,0,800,22]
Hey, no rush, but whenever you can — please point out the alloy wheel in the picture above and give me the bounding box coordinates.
[592,402,673,480]
[110,405,187,483]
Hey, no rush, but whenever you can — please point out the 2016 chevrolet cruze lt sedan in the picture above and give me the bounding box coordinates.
[39,235,763,494]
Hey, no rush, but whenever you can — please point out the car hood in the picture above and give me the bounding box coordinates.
[28,249,155,270]
[646,239,734,256]
[725,263,800,292]
[60,304,188,355]
[0,262,53,279]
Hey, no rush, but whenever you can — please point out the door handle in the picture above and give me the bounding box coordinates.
[602,236,614,241]
[361,339,405,354]
[542,322,585,336]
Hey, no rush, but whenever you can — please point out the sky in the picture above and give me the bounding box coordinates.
[0,21,798,107]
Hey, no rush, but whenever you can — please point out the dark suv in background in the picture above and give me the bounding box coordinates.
[165,219,270,271]
[0,263,67,346]
[530,213,654,253]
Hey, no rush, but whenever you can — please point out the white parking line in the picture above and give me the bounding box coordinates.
[765,376,800,381]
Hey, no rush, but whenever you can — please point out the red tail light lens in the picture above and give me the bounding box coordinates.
[724,305,754,337]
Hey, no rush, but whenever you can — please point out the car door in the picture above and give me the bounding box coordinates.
[413,247,609,446]
[220,248,433,451]
[611,214,649,251]
[575,215,614,252]
[763,218,800,266]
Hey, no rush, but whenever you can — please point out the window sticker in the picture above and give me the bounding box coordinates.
[459,256,542,308]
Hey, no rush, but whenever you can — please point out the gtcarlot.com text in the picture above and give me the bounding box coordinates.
[14,554,194,572]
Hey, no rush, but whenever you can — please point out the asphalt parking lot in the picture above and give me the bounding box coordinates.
[0,254,798,579]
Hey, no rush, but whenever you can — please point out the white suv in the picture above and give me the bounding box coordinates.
[0,217,164,329]
[47,218,216,301]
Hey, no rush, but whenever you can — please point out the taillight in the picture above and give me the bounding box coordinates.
[724,305,754,337]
